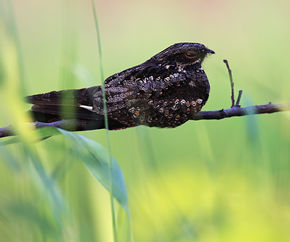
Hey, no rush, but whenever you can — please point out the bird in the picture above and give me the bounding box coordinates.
[28,43,215,131]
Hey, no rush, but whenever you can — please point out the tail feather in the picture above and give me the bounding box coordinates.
[27,87,126,131]
[28,87,98,123]
[27,88,92,106]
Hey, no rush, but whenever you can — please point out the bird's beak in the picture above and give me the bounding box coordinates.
[206,48,215,54]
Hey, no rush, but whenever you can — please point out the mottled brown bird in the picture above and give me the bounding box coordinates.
[28,43,214,131]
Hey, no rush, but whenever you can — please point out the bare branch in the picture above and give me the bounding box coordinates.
[223,59,235,107]
[0,103,289,139]
[0,126,13,138]
[191,103,290,120]
[0,120,76,139]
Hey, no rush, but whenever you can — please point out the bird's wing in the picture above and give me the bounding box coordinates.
[27,87,99,120]
[27,84,139,130]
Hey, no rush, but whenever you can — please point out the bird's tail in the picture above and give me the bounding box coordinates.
[27,87,125,131]
[27,88,106,130]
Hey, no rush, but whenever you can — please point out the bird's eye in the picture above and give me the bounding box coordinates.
[185,50,197,58]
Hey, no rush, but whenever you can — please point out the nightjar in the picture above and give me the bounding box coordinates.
[28,43,215,131]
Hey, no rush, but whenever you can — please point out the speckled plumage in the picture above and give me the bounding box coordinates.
[28,43,214,130]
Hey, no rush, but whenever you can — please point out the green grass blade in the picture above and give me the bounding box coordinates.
[91,1,120,240]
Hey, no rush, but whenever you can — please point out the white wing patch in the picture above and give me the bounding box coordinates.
[79,104,94,111]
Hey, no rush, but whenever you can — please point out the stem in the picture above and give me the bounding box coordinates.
[91,1,118,241]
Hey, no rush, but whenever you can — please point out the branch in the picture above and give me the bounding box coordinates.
[191,103,290,120]
[223,59,235,107]
[0,103,289,138]
[0,120,76,139]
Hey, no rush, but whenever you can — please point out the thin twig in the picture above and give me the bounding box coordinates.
[0,103,290,138]
[236,90,243,107]
[223,59,235,107]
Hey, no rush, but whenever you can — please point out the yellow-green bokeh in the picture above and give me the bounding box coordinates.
[1,0,290,241]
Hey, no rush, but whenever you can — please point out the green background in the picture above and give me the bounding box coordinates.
[0,0,290,241]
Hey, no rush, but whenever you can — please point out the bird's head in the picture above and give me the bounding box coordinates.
[152,42,215,67]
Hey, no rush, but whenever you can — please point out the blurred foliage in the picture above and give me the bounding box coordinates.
[1,0,290,241]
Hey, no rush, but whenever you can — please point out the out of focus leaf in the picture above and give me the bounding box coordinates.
[0,147,21,171]
[0,127,129,214]
[56,128,129,214]
[3,201,57,235]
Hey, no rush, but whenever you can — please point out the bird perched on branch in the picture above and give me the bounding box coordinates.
[28,43,215,131]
